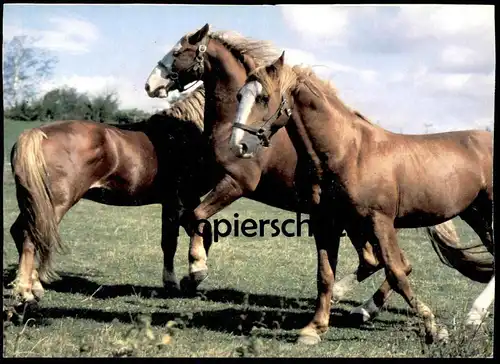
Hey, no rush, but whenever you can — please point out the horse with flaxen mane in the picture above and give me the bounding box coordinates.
[144,23,494,341]
[9,86,215,304]
[229,51,494,344]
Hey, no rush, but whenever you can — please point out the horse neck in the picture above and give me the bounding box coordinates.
[290,86,372,171]
[201,42,246,137]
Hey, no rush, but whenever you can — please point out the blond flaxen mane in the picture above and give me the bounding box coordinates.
[166,85,205,130]
[251,63,375,125]
[207,30,282,68]
[174,27,373,128]
[166,29,282,130]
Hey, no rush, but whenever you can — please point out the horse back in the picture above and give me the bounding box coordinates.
[38,120,158,196]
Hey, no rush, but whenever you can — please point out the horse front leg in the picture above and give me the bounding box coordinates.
[181,174,244,291]
[298,212,343,345]
[160,204,183,295]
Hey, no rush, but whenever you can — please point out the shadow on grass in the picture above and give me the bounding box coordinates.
[19,302,406,340]
[3,266,413,317]
[3,264,414,316]
[3,268,414,341]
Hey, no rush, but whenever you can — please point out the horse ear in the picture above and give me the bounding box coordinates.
[270,51,285,73]
[267,51,285,73]
[188,23,210,45]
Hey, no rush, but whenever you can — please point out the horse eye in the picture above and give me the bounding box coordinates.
[173,51,181,57]
[259,94,269,104]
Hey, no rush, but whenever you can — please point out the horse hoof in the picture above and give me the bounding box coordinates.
[12,291,37,307]
[32,287,45,301]
[424,330,438,345]
[180,276,199,295]
[436,326,449,343]
[465,312,487,330]
[350,307,371,323]
[163,281,181,297]
[297,332,321,346]
[190,270,208,285]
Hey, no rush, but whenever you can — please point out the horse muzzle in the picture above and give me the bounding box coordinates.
[145,78,177,98]
[231,134,263,159]
[232,142,255,159]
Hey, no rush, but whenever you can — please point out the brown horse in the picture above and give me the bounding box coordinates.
[8,81,488,326]
[144,24,494,333]
[229,52,493,344]
[9,87,215,303]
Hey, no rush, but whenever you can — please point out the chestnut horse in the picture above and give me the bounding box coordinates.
[9,87,215,304]
[229,52,493,344]
[8,81,489,325]
[144,24,494,333]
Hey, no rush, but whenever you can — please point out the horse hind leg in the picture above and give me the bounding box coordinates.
[459,193,493,255]
[458,195,494,328]
[370,214,447,343]
[332,240,382,303]
[465,276,495,328]
[10,214,40,304]
[350,247,411,324]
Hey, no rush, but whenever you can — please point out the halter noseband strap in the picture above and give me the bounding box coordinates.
[233,96,292,147]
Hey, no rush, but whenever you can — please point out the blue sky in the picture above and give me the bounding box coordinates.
[3,4,495,133]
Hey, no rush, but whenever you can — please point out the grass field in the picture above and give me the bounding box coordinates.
[2,120,494,357]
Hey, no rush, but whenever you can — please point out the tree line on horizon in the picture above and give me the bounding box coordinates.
[2,35,178,124]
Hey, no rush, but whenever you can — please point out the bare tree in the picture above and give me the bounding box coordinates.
[2,35,58,108]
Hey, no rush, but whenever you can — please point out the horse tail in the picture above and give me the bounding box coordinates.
[424,220,493,284]
[12,128,64,283]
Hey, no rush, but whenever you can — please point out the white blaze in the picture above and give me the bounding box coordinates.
[230,81,264,148]
[146,41,183,96]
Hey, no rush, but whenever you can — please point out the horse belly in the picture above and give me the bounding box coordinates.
[84,185,157,206]
[85,166,159,206]
[395,179,480,228]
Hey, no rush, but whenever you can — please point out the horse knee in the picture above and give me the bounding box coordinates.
[318,269,334,291]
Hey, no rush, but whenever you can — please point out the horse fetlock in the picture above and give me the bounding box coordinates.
[189,259,208,275]
[189,269,208,284]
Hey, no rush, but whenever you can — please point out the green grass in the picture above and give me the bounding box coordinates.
[3,119,46,163]
[2,120,494,357]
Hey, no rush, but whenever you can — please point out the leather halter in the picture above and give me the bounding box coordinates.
[157,36,209,92]
[233,96,292,147]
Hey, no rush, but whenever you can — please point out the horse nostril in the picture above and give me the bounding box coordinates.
[145,83,150,93]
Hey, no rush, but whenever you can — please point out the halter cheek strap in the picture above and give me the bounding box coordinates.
[160,37,209,92]
[233,96,293,147]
